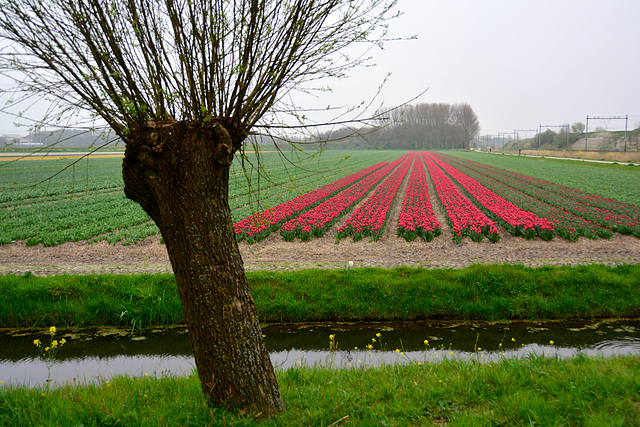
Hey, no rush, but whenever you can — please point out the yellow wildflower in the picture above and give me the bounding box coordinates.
[49,326,56,335]
[549,340,554,345]
[33,339,41,347]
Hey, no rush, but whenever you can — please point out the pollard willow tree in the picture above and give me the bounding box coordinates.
[0,0,399,417]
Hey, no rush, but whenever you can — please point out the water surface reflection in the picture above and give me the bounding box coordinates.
[2,319,638,388]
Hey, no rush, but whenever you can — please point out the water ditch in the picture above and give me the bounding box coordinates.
[2,318,639,388]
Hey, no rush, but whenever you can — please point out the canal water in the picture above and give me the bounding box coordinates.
[1,319,639,388]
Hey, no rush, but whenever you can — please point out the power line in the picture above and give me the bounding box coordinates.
[539,124,569,149]
[585,115,628,151]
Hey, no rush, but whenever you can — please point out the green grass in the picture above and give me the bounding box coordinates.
[1,264,639,328]
[2,353,639,425]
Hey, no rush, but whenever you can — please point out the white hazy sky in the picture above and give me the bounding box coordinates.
[306,0,640,137]
[1,0,638,137]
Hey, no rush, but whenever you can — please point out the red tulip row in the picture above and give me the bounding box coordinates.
[485,163,640,219]
[337,153,415,241]
[472,161,640,237]
[234,162,387,243]
[426,153,555,240]
[439,154,608,241]
[397,155,441,242]
[423,153,500,243]
[437,154,631,240]
[280,154,412,241]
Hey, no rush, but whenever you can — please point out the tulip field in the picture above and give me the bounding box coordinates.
[396,153,441,242]
[1,149,639,246]
[234,150,640,244]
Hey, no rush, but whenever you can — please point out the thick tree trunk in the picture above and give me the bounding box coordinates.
[122,119,284,417]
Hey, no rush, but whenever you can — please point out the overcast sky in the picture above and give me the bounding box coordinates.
[1,0,638,138]
[308,0,640,138]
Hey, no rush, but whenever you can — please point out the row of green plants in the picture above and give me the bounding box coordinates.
[0,158,124,204]
[1,150,397,246]
[1,264,638,328]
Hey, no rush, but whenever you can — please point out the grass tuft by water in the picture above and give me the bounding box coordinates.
[2,354,638,425]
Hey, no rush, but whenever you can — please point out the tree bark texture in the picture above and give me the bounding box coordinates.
[122,119,284,417]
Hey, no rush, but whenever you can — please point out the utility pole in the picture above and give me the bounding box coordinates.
[497,132,511,148]
[625,114,628,151]
[585,115,589,150]
[514,129,537,149]
[585,115,629,151]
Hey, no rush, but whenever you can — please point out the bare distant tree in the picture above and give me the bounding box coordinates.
[455,103,480,149]
[0,0,400,416]
[572,122,586,134]
[370,102,479,149]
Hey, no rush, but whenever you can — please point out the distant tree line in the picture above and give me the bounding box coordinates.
[305,102,481,150]
[370,102,480,150]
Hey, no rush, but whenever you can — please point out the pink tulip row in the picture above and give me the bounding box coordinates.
[423,153,500,243]
[477,162,640,238]
[397,155,441,242]
[426,153,555,239]
[233,162,388,243]
[280,154,412,241]
[438,153,633,240]
[485,162,640,220]
[337,153,415,241]
[437,153,609,241]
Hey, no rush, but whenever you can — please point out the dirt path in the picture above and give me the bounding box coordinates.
[1,230,639,277]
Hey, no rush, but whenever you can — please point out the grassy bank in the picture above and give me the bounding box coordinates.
[2,354,639,425]
[1,264,639,328]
